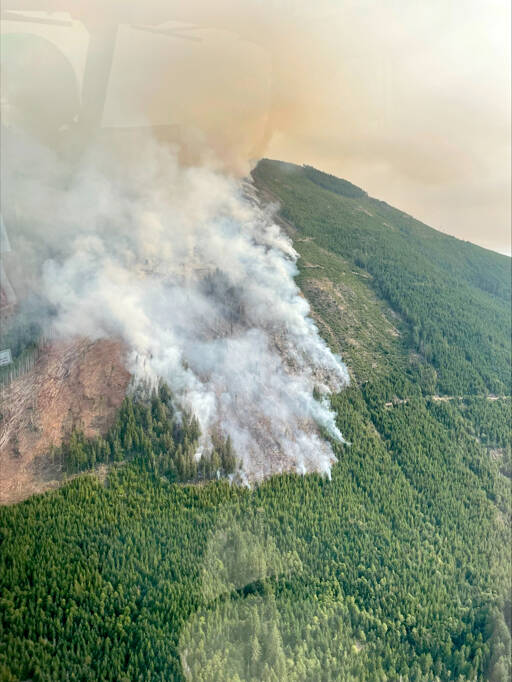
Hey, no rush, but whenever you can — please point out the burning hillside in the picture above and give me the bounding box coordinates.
[1,133,348,485]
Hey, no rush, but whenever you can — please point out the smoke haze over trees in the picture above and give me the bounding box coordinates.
[2,131,349,478]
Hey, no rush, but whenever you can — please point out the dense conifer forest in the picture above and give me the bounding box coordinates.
[254,160,511,396]
[0,161,510,681]
[53,383,237,483]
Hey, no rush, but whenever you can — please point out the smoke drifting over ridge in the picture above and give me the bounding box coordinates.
[2,0,509,251]
[2,128,348,478]
[1,0,329,175]
[0,1,355,476]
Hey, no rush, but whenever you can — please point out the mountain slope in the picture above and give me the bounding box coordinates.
[0,338,130,504]
[0,162,510,682]
[253,159,511,395]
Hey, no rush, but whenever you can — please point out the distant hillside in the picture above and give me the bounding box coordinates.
[253,159,511,395]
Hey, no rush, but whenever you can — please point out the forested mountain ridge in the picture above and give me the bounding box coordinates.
[0,161,510,681]
[253,160,511,395]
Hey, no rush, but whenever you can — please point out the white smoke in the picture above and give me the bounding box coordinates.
[3,131,349,479]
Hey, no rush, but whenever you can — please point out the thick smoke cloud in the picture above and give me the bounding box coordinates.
[1,1,354,477]
[3,131,348,478]
[2,0,509,251]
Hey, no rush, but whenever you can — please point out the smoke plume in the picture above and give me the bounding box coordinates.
[2,0,509,251]
[2,129,348,478]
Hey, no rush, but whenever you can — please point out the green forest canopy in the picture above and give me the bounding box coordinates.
[0,161,510,681]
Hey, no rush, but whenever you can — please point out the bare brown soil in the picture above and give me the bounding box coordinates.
[0,337,130,504]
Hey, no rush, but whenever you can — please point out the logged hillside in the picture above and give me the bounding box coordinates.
[0,163,510,681]
[0,338,130,504]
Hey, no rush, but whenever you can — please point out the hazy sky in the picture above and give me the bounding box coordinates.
[2,0,511,253]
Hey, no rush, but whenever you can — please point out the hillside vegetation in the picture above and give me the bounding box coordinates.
[0,161,510,681]
[254,160,511,395]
